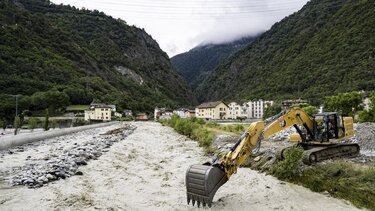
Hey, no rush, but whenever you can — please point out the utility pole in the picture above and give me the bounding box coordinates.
[9,94,21,116]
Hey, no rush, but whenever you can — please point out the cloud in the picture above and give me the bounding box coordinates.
[51,0,308,57]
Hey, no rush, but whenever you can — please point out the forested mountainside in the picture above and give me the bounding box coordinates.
[0,0,195,117]
[171,36,256,90]
[195,0,375,104]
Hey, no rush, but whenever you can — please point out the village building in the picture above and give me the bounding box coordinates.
[173,108,189,118]
[154,107,173,120]
[136,113,148,121]
[196,101,228,120]
[247,100,274,119]
[123,109,133,117]
[186,110,196,118]
[228,102,243,119]
[84,104,112,121]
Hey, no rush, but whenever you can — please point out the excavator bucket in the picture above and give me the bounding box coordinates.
[186,164,228,208]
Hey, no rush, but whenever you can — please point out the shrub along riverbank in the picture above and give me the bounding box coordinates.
[250,147,375,210]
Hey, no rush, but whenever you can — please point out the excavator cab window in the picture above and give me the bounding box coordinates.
[313,113,338,142]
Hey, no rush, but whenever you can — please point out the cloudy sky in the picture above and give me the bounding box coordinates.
[51,0,309,57]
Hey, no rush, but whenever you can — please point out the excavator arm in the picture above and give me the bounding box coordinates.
[186,108,315,207]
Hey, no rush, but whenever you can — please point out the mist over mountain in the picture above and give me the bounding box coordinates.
[171,36,256,91]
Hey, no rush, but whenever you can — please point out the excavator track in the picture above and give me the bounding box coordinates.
[301,143,360,165]
[185,164,228,208]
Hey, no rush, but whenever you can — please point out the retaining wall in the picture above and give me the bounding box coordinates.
[0,122,118,151]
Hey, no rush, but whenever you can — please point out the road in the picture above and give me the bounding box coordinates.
[0,122,361,210]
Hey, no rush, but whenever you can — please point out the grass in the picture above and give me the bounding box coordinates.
[66,105,89,111]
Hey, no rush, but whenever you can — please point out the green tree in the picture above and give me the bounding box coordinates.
[263,104,282,119]
[28,117,38,131]
[14,116,21,135]
[43,109,49,131]
[324,91,363,116]
[302,106,319,116]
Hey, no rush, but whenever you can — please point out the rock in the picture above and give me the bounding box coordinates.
[24,178,35,185]
[254,156,261,162]
[75,171,83,176]
[56,171,66,179]
[38,176,49,183]
[46,174,54,180]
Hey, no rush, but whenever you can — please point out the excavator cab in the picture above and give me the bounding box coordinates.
[313,112,340,142]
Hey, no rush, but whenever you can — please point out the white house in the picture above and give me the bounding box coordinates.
[228,102,244,119]
[173,108,189,118]
[247,100,274,119]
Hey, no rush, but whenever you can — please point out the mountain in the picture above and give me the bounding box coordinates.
[194,0,375,104]
[170,36,256,90]
[0,0,196,117]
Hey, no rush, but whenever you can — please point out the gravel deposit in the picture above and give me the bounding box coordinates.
[0,123,135,189]
[350,123,375,156]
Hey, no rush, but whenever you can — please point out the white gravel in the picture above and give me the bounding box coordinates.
[0,122,361,210]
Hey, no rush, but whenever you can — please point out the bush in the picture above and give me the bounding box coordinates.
[14,116,21,135]
[73,118,86,127]
[274,146,304,180]
[28,117,38,131]
[358,110,375,122]
[302,105,319,116]
[51,119,57,129]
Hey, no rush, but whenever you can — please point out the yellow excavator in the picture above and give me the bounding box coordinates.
[185,108,359,208]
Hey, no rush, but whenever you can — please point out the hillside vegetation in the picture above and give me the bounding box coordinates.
[195,0,375,104]
[171,37,256,90]
[0,0,195,118]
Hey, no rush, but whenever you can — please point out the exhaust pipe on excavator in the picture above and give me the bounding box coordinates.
[185,164,228,208]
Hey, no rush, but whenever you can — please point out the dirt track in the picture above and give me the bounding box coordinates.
[0,122,361,210]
